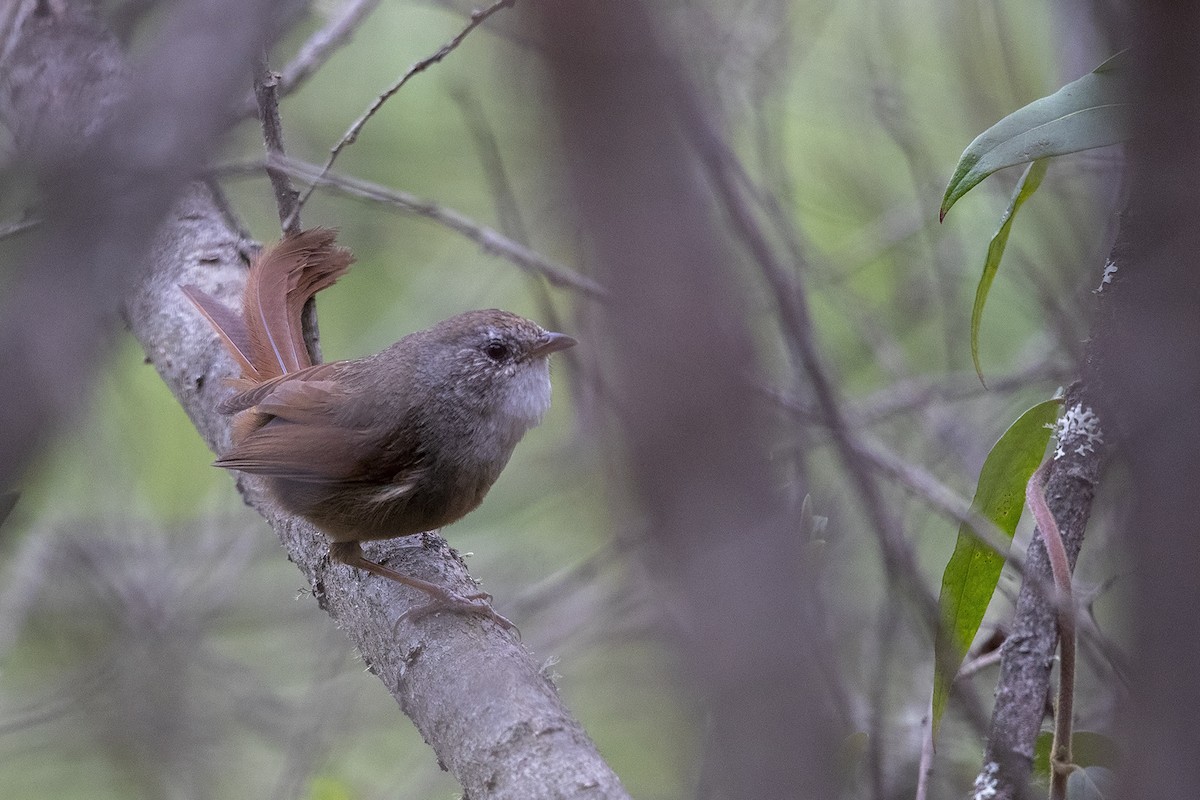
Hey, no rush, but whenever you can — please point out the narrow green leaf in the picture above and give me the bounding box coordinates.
[941,50,1129,219]
[930,399,1060,739]
[970,158,1049,386]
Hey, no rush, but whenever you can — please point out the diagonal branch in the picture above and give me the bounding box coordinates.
[1,5,627,798]
[293,0,516,221]
[216,154,607,297]
[236,0,384,119]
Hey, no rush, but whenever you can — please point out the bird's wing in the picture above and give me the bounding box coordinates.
[219,361,347,415]
[216,362,426,486]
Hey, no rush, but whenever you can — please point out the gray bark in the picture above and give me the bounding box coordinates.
[0,3,628,798]
[980,383,1105,799]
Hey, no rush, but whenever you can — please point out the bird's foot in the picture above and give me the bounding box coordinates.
[396,588,517,632]
[329,541,518,635]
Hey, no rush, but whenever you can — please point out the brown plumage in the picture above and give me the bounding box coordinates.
[183,229,575,628]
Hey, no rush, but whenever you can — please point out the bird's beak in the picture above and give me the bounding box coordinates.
[531,331,578,358]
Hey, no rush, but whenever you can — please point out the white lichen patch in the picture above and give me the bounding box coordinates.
[972,761,999,800]
[1094,259,1118,293]
[1053,403,1104,460]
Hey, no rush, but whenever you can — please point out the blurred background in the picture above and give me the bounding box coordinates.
[0,1,1128,798]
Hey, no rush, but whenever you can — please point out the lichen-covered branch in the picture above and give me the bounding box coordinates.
[978,362,1107,798]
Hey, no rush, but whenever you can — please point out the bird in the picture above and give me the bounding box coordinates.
[182,228,576,627]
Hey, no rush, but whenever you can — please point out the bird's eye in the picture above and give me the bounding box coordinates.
[484,340,509,361]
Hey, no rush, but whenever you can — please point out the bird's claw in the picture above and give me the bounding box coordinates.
[393,590,518,635]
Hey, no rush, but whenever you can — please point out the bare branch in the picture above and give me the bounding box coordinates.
[295,0,516,214]
[237,0,383,118]
[217,154,607,297]
[253,54,302,236]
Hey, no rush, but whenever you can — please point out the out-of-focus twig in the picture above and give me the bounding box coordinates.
[534,3,842,796]
[217,154,606,297]
[854,360,1069,423]
[295,0,515,214]
[678,53,942,642]
[237,0,383,118]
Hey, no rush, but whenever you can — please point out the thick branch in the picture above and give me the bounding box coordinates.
[3,5,627,798]
[132,185,626,800]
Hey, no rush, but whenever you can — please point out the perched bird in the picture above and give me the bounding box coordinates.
[183,229,575,627]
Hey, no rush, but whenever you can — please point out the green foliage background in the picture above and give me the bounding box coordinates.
[0,2,1124,798]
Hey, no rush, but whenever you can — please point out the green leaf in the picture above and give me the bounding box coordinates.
[1033,731,1121,781]
[941,49,1130,219]
[930,399,1060,739]
[970,158,1049,386]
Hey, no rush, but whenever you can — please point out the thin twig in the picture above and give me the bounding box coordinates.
[238,0,383,118]
[253,54,324,363]
[913,647,1006,800]
[0,659,119,736]
[254,54,301,235]
[958,648,1005,681]
[854,360,1069,423]
[1026,458,1076,800]
[682,93,940,643]
[1076,574,1132,687]
[450,84,530,246]
[764,384,1018,565]
[219,154,606,297]
[449,83,569,347]
[295,0,516,215]
[864,48,968,371]
[914,714,935,800]
[853,433,1021,567]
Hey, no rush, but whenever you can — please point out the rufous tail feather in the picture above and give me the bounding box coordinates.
[182,228,354,384]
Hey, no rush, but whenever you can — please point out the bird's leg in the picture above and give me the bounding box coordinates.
[328,540,516,631]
